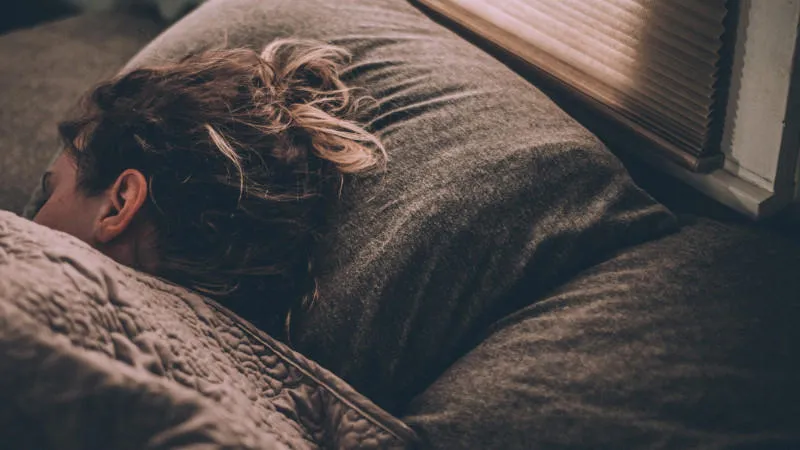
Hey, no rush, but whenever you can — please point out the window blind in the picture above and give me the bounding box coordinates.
[416,0,735,172]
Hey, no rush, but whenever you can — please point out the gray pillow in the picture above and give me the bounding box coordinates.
[29,0,677,412]
[63,0,204,21]
[404,218,800,448]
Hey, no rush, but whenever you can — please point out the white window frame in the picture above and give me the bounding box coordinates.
[654,0,800,219]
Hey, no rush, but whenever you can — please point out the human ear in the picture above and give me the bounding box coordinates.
[94,169,149,244]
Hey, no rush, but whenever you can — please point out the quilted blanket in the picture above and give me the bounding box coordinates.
[0,211,417,449]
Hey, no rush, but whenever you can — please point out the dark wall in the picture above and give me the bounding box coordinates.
[0,0,76,34]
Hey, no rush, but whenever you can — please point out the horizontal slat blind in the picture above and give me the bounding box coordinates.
[418,0,732,171]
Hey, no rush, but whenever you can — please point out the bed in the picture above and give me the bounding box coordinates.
[1,0,798,448]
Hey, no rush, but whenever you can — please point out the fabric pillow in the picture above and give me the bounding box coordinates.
[28,0,677,412]
[0,211,418,449]
[63,0,205,21]
[403,218,800,448]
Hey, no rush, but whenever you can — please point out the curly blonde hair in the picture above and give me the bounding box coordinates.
[58,39,386,336]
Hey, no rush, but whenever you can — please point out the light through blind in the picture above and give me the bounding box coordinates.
[416,0,734,172]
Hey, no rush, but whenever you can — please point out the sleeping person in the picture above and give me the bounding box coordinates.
[32,39,386,339]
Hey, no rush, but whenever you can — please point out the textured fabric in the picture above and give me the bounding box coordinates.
[24,0,677,412]
[0,211,418,449]
[404,217,800,449]
[0,12,162,215]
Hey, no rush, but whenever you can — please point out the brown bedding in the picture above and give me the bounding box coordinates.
[0,211,417,449]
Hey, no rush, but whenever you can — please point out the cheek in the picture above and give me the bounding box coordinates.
[33,191,97,244]
[33,193,67,229]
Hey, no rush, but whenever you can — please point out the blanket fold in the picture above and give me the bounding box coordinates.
[0,211,417,449]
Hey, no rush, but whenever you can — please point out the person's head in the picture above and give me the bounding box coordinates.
[33,39,385,335]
